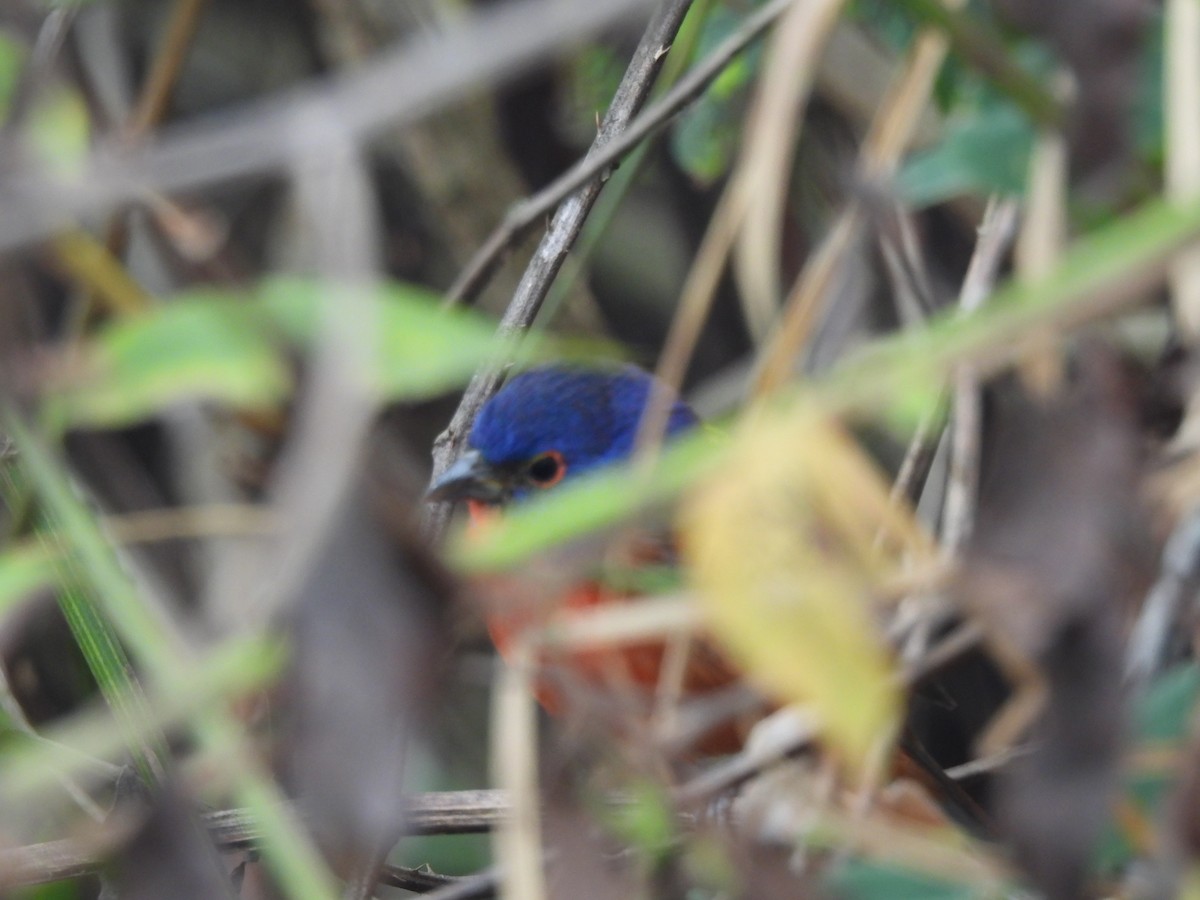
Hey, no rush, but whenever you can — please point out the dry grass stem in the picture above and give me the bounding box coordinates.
[491,641,546,900]
[733,0,848,340]
[529,593,702,650]
[104,504,276,544]
[1167,0,1200,338]
[752,0,963,398]
[652,630,694,737]
[942,198,1020,557]
[638,0,842,455]
[52,231,155,316]
[1014,85,1069,394]
[446,0,796,308]
[1165,0,1200,455]
[125,0,211,139]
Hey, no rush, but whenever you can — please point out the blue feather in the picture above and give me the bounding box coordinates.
[469,365,697,490]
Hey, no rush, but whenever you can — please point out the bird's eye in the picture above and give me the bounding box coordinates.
[527,451,566,487]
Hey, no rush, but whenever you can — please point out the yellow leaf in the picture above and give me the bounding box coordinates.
[680,405,930,774]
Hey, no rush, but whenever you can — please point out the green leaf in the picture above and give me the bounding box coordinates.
[896,102,1034,207]
[50,299,291,427]
[11,881,84,900]
[1135,663,1200,744]
[827,859,988,900]
[671,87,744,185]
[257,276,544,398]
[670,5,760,185]
[0,426,169,786]
[1095,664,1200,871]
[50,276,535,427]
[601,781,676,861]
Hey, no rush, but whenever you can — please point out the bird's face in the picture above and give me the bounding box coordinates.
[427,365,698,508]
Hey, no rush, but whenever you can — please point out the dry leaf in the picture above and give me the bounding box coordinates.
[681,406,933,773]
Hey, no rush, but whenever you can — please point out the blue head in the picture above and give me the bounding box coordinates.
[427,365,698,505]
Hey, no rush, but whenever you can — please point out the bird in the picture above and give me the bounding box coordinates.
[428,364,698,509]
[426,364,998,831]
[427,364,750,753]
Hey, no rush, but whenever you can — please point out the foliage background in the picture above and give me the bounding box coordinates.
[0,0,1195,898]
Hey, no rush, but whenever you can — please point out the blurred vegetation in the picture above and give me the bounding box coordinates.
[0,0,1196,898]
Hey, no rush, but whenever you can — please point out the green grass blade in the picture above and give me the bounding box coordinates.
[1,407,340,900]
[0,635,286,805]
[0,433,169,785]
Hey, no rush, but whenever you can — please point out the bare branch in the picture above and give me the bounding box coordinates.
[0,0,655,252]
[1125,506,1200,685]
[0,790,510,890]
[424,0,702,539]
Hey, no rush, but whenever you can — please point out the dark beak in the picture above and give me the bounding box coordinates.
[425,449,508,503]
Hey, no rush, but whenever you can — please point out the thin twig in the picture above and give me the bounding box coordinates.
[872,204,947,545]
[92,0,211,307]
[895,200,1016,666]
[0,0,655,253]
[1163,0,1200,455]
[533,0,719,330]
[125,0,210,138]
[900,620,983,686]
[943,742,1033,781]
[876,202,937,325]
[673,620,983,805]
[420,868,499,900]
[1125,506,1200,685]
[886,404,946,511]
[203,791,510,845]
[0,790,510,889]
[444,0,798,308]
[425,0,699,540]
[104,504,276,543]
[940,198,1019,557]
[958,198,1021,318]
[1,839,488,896]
